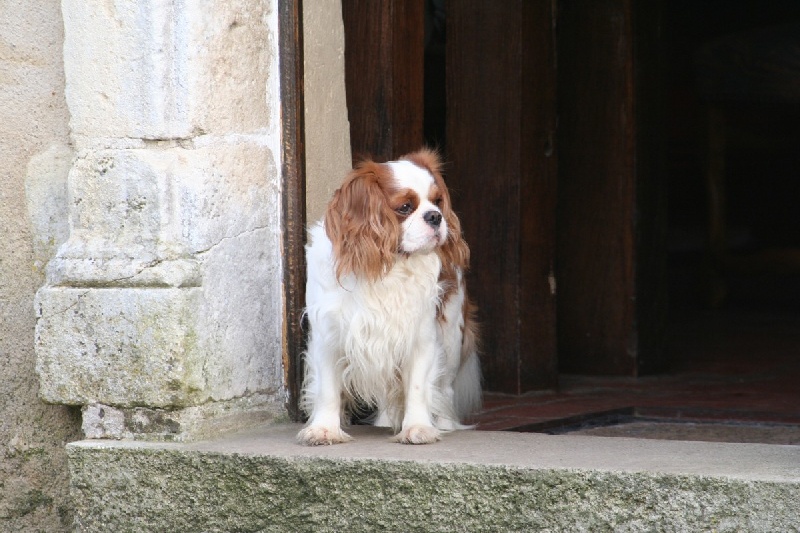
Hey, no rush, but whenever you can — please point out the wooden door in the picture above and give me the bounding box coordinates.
[556,0,667,375]
[340,0,667,394]
[447,1,559,393]
[341,0,424,161]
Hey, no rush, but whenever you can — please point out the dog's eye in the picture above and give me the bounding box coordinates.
[433,197,443,207]
[396,203,413,215]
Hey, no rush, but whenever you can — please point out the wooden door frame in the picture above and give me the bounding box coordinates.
[280,0,307,421]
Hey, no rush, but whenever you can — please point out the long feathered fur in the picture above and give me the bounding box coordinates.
[298,149,482,446]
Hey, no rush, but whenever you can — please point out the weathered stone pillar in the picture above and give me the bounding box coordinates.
[34,0,285,441]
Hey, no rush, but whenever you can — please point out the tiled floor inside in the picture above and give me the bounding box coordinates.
[473,270,800,445]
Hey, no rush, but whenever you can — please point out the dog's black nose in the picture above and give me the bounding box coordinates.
[424,210,442,227]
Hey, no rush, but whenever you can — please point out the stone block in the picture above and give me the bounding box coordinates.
[66,425,800,531]
[185,0,276,136]
[47,142,278,287]
[35,287,207,408]
[81,396,283,442]
[36,230,284,412]
[62,0,274,139]
[196,226,284,402]
[24,142,73,278]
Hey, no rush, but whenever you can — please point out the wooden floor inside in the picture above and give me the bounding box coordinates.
[473,257,800,444]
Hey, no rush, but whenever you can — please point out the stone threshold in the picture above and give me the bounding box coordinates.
[67,423,800,531]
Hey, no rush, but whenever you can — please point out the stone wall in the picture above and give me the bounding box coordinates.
[2,0,351,530]
[0,2,82,531]
[32,0,287,441]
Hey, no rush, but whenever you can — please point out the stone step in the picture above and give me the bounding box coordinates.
[67,424,800,532]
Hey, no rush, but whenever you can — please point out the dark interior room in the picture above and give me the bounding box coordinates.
[342,0,800,442]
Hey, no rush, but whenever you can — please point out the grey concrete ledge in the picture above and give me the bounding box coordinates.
[68,423,800,532]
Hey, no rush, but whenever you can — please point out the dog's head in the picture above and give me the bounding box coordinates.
[324,148,469,282]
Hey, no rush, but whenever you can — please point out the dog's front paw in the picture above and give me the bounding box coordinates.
[391,425,441,445]
[297,425,353,446]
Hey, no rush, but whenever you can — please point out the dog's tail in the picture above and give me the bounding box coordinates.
[453,306,482,421]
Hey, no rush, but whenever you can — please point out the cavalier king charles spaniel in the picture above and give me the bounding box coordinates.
[297,148,481,445]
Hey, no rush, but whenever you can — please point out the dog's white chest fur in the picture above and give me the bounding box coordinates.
[305,224,442,406]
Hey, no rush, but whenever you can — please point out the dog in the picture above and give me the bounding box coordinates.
[297,148,481,445]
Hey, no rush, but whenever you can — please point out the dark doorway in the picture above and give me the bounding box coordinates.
[339,0,800,428]
[443,0,664,391]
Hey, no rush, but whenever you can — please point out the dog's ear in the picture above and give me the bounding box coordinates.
[325,161,399,282]
[437,199,470,292]
[439,206,469,270]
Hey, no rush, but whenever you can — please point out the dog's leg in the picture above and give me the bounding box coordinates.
[297,338,352,446]
[392,340,441,444]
